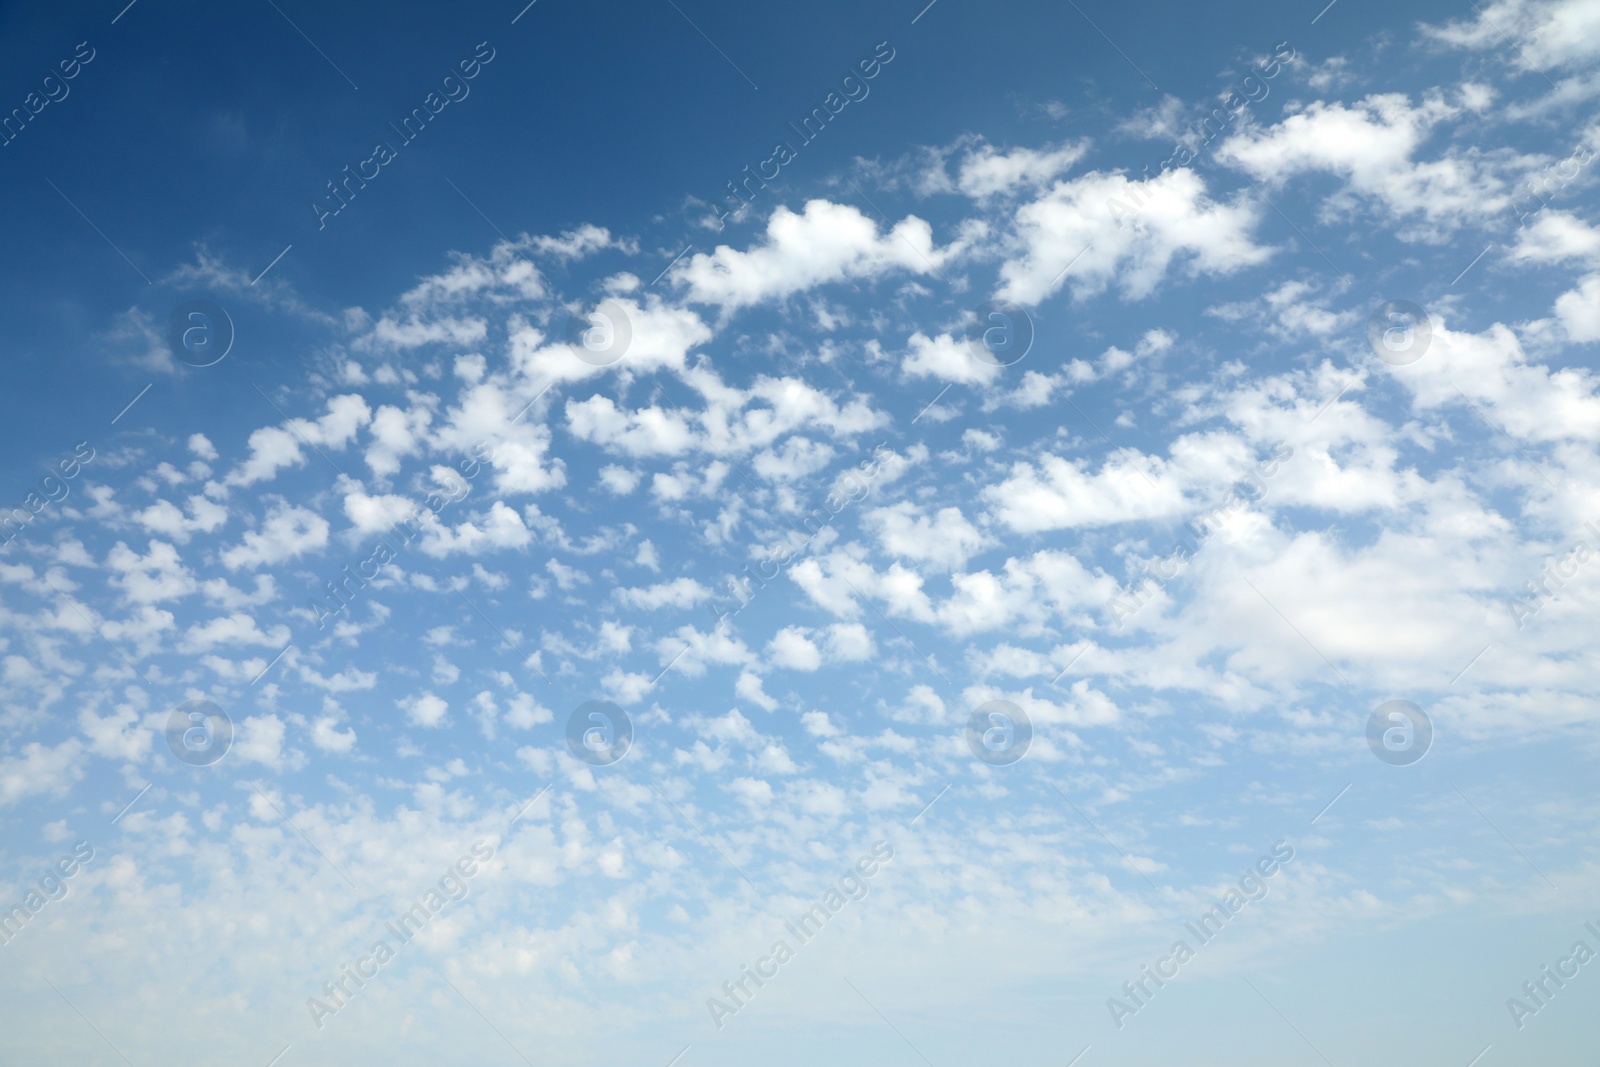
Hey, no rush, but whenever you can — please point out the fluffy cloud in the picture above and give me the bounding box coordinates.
[671,199,956,311]
[997,167,1272,305]
[1424,0,1600,72]
[220,504,330,570]
[1216,92,1509,237]
[401,692,450,728]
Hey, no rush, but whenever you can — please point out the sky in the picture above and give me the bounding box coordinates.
[1,0,1600,1064]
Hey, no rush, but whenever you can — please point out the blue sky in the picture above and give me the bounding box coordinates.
[2,0,1600,1064]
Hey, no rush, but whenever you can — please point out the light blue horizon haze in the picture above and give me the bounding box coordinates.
[0,0,1598,1064]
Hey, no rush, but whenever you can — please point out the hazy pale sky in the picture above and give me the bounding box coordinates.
[1,0,1598,1064]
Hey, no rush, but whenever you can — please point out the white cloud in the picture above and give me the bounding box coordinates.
[866,502,989,569]
[1554,273,1600,341]
[311,716,357,753]
[1216,92,1509,237]
[532,224,636,260]
[232,714,288,768]
[131,495,229,544]
[900,331,999,385]
[0,740,83,807]
[224,394,371,489]
[983,452,1188,532]
[106,540,198,603]
[1397,315,1600,440]
[178,613,291,654]
[768,627,822,671]
[187,433,218,460]
[401,692,450,728]
[220,504,330,570]
[1509,211,1600,265]
[1424,0,1600,71]
[671,199,956,311]
[956,140,1089,199]
[823,623,875,662]
[997,167,1272,305]
[618,578,710,610]
[598,465,642,494]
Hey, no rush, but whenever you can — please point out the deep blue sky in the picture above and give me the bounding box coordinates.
[0,0,1442,469]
